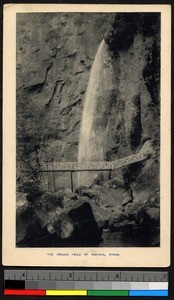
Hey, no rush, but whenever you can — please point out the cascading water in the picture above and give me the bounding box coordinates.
[78,39,116,186]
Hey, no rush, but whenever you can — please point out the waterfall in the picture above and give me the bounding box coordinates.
[78,39,115,186]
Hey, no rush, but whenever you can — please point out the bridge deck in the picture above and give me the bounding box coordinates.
[39,152,148,172]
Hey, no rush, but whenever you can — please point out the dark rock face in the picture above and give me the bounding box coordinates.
[16,13,115,179]
[59,201,101,244]
[17,198,102,247]
[105,13,160,54]
[105,13,139,54]
[16,13,160,247]
[16,201,46,247]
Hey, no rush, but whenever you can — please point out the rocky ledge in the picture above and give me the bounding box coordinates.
[16,145,159,247]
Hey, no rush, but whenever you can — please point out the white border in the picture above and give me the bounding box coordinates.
[3,4,171,267]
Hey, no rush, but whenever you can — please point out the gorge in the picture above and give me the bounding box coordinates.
[16,12,160,247]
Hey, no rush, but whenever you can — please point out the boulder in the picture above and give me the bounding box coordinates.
[49,201,102,246]
[104,173,125,190]
[16,201,45,247]
[93,172,104,185]
[35,191,64,212]
[145,207,160,222]
[99,187,132,209]
[108,209,125,230]
[139,140,157,159]
[60,220,74,239]
[124,202,141,219]
[69,192,78,200]
[119,219,136,229]
[16,192,27,206]
[75,186,88,194]
[145,195,160,208]
[77,195,90,203]
[90,203,111,230]
[62,192,78,208]
[75,186,100,200]
[130,158,159,204]
[61,201,100,237]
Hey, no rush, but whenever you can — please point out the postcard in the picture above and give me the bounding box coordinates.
[3,4,171,267]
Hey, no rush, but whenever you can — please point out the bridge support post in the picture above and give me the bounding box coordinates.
[109,170,112,180]
[70,171,74,192]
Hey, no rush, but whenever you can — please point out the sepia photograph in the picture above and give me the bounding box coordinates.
[16,11,161,248]
[3,4,171,267]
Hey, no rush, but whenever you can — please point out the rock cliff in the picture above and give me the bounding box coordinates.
[16,12,160,247]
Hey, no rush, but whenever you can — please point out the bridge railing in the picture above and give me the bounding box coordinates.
[39,152,148,172]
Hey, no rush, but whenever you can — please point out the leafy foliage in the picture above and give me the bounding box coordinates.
[23,180,43,203]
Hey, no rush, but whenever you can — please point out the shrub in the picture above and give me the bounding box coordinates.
[23,180,43,203]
